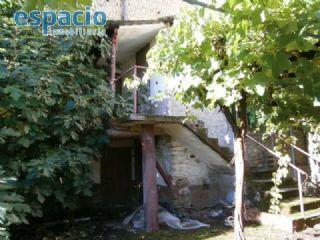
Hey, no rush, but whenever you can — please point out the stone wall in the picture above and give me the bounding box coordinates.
[245,134,276,169]
[93,0,193,21]
[246,131,309,171]
[156,135,234,214]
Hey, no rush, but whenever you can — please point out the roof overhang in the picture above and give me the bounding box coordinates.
[107,18,172,63]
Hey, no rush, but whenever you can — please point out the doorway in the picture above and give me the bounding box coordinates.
[101,141,142,206]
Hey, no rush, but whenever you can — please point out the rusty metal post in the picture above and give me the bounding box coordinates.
[141,125,159,232]
[156,160,173,189]
[133,65,138,113]
[110,28,118,92]
[297,172,305,218]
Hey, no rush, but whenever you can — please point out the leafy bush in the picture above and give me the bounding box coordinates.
[0,4,129,237]
[0,167,31,240]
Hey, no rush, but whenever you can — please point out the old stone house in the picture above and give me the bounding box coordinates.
[89,0,318,232]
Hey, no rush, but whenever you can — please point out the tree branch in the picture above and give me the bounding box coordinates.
[182,0,225,13]
[239,91,248,134]
[219,104,240,137]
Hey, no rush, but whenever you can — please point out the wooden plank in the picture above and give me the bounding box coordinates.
[141,125,159,232]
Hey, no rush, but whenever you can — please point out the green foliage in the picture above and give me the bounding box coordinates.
[269,151,291,213]
[148,0,320,212]
[0,8,128,237]
[22,0,92,11]
[123,75,150,110]
[148,0,319,114]
[0,0,22,17]
[0,167,31,240]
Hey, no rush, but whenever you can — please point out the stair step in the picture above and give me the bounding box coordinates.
[207,138,219,148]
[252,178,296,185]
[219,147,233,161]
[264,187,299,199]
[183,122,232,163]
[291,208,320,219]
[195,127,208,138]
[252,178,298,192]
[279,187,298,192]
[251,167,276,173]
[252,179,273,183]
[280,197,320,214]
[251,167,276,179]
[256,209,320,233]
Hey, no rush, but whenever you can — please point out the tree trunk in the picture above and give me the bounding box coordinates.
[234,136,245,240]
[234,92,247,240]
[220,91,247,240]
[220,106,246,240]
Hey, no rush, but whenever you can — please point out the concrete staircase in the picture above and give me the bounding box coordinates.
[251,164,320,232]
[159,123,232,172]
[184,120,234,163]
[251,168,300,202]
[109,114,234,168]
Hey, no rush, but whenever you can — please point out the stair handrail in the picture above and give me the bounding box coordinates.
[275,134,320,165]
[246,133,308,218]
[113,65,148,83]
[246,134,308,176]
[113,65,148,113]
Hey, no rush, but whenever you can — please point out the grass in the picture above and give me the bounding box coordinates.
[14,221,291,240]
[128,225,290,240]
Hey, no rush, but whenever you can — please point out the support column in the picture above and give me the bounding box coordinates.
[141,124,159,232]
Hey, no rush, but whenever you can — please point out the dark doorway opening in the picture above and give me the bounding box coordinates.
[101,140,142,207]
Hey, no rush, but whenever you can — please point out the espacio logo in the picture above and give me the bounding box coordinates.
[13,6,107,36]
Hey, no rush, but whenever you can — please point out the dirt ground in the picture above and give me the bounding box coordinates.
[11,219,320,240]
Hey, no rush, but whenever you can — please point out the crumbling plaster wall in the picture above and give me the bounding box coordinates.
[156,135,234,213]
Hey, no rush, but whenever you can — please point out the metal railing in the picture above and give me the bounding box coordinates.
[246,134,309,218]
[113,65,148,114]
[277,135,320,166]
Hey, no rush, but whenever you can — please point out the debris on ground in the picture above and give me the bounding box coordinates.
[123,205,209,230]
[208,209,224,218]
[224,216,234,227]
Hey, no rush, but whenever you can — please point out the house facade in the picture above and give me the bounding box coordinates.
[89,0,316,232]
